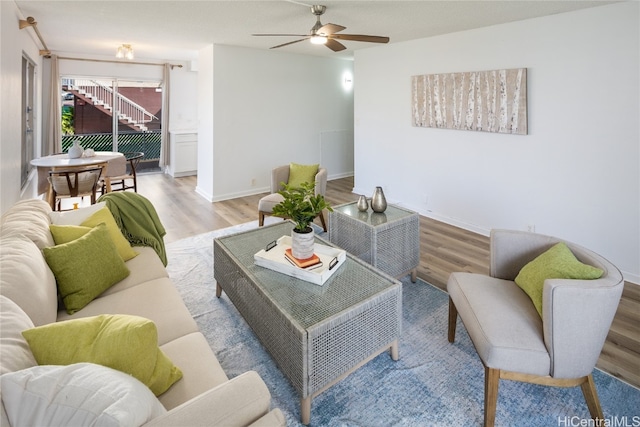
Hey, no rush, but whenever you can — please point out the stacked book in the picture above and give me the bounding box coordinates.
[284,249,322,270]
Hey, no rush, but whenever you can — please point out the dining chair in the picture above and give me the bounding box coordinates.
[447,229,624,426]
[101,152,144,193]
[48,167,103,211]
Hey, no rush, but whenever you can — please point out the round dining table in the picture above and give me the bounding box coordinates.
[30,151,124,168]
[31,151,125,208]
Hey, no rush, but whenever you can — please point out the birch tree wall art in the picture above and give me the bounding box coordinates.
[411,68,527,135]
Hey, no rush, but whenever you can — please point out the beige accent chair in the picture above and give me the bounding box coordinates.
[447,229,624,427]
[48,168,102,211]
[258,165,328,231]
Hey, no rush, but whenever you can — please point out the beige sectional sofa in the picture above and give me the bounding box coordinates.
[0,199,285,426]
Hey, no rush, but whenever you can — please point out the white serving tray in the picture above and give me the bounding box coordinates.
[254,235,346,286]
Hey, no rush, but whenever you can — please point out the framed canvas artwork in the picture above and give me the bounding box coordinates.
[411,68,527,135]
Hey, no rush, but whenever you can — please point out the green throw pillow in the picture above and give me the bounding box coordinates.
[22,314,183,396]
[43,223,130,314]
[288,163,319,188]
[515,242,604,317]
[80,207,138,261]
[50,223,94,244]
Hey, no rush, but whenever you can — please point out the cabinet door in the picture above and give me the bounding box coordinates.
[171,133,197,176]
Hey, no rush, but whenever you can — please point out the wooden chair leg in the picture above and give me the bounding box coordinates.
[484,367,499,427]
[581,374,604,422]
[448,297,458,343]
[259,212,265,226]
[318,211,327,232]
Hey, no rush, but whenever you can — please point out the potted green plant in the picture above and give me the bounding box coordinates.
[271,181,332,260]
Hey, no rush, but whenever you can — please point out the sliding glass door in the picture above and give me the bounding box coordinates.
[115,80,162,167]
[61,77,162,171]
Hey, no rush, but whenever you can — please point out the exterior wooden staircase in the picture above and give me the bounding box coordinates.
[63,79,157,132]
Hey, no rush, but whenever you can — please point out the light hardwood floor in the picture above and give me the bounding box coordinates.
[137,172,640,389]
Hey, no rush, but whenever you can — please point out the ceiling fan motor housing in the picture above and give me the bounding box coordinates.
[311,5,326,16]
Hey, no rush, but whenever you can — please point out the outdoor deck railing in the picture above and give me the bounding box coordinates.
[61,131,161,161]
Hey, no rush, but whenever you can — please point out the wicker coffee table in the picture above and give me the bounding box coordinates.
[213,221,402,425]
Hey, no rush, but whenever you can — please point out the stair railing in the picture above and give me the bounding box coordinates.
[67,79,158,131]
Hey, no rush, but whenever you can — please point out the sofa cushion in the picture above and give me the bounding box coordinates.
[447,272,551,376]
[146,371,274,427]
[287,162,318,188]
[258,193,284,213]
[0,199,54,249]
[0,296,37,375]
[48,201,106,225]
[0,236,58,326]
[1,363,166,427]
[515,242,604,316]
[57,278,199,346]
[43,223,131,314]
[158,332,229,410]
[22,314,183,396]
[100,246,169,298]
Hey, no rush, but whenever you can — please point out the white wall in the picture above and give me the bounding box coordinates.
[196,45,214,201]
[196,44,354,202]
[0,1,44,213]
[354,2,639,283]
[169,65,198,132]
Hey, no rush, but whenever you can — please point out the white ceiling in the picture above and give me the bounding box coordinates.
[14,0,617,62]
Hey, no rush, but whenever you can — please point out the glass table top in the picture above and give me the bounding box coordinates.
[332,202,416,227]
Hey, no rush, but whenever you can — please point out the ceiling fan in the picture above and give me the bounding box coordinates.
[252,5,390,52]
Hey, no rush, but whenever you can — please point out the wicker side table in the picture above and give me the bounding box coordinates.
[329,202,420,282]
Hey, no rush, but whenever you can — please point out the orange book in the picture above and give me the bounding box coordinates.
[285,249,322,269]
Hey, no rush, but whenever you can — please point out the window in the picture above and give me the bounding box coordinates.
[21,55,36,188]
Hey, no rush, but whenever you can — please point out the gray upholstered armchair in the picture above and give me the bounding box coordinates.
[257,164,328,231]
[447,229,624,427]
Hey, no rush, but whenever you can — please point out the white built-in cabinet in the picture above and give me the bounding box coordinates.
[168,131,197,177]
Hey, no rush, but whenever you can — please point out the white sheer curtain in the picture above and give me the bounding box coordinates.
[37,55,62,195]
[45,54,61,155]
[159,63,171,169]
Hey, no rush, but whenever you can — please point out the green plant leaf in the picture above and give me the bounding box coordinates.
[271,181,332,231]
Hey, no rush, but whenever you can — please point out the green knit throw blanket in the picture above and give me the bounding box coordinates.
[98,192,167,266]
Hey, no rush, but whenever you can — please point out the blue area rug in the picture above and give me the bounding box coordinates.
[166,221,640,426]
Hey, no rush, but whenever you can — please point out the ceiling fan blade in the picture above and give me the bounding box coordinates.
[318,23,346,35]
[325,39,347,52]
[270,38,309,49]
[330,34,390,44]
[253,34,309,37]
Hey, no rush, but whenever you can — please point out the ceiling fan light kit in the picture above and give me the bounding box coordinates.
[310,35,328,45]
[252,4,389,52]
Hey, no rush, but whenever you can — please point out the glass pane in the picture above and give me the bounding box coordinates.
[61,78,114,154]
[116,80,162,173]
[21,57,36,187]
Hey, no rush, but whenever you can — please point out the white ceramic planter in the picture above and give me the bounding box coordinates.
[291,228,315,260]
